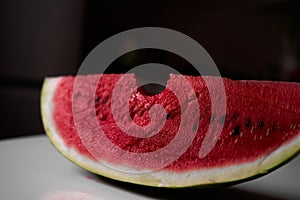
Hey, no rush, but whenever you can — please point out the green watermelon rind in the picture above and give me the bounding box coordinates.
[41,77,300,188]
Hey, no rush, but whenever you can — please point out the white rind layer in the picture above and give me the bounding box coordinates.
[41,77,300,187]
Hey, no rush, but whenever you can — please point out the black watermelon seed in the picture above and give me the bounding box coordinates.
[245,118,251,129]
[231,113,239,121]
[95,96,101,103]
[166,113,170,120]
[219,115,226,124]
[103,96,109,104]
[232,126,241,136]
[210,115,216,122]
[258,120,265,129]
[193,122,198,131]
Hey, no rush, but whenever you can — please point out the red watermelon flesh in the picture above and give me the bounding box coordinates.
[51,74,300,172]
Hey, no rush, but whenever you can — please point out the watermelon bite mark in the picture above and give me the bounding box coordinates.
[41,74,300,187]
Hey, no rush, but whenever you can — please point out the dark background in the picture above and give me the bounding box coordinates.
[0,0,299,139]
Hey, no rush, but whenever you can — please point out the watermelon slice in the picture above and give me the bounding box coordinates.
[41,74,300,187]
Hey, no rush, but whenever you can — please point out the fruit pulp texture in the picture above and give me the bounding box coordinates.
[53,74,300,171]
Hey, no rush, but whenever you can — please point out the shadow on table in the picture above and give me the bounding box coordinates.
[78,169,281,200]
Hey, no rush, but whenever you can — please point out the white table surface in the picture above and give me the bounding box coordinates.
[0,135,299,200]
